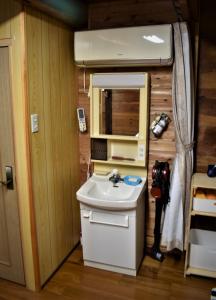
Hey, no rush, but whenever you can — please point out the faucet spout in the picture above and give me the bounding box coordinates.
[109,169,123,186]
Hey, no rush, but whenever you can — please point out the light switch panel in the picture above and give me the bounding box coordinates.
[31,114,39,133]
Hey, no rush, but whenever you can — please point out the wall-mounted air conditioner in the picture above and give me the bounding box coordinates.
[74,24,173,67]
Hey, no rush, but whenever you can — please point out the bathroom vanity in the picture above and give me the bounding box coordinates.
[77,174,146,275]
[77,72,149,275]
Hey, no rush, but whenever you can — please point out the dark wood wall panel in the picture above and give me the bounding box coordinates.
[77,65,175,247]
[196,0,216,172]
[77,0,180,248]
[88,0,189,29]
[77,0,208,248]
[76,68,91,183]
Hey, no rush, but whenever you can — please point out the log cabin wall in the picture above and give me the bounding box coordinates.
[195,0,216,172]
[78,0,216,248]
[77,0,184,247]
[77,68,174,249]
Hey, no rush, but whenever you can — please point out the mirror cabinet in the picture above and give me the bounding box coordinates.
[90,73,149,177]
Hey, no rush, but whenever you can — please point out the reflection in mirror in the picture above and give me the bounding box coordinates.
[99,89,140,136]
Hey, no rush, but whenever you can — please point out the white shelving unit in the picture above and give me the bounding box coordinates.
[184,173,216,278]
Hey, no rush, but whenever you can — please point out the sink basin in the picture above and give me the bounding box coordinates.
[76,174,146,210]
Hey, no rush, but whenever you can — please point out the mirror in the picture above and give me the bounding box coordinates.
[99,89,140,136]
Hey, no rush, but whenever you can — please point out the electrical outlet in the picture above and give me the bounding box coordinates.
[138,144,145,161]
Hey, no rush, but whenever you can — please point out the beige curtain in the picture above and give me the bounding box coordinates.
[161,22,195,251]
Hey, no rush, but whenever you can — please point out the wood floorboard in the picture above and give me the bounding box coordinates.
[0,245,215,300]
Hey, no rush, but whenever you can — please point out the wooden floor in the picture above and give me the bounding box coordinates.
[0,245,215,300]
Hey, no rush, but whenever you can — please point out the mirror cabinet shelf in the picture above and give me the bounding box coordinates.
[91,159,146,167]
[91,134,140,141]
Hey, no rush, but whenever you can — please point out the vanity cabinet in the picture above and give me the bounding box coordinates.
[184,173,216,278]
[80,195,145,276]
[90,72,149,178]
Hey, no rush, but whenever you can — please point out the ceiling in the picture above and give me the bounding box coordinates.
[21,0,199,29]
[22,0,88,27]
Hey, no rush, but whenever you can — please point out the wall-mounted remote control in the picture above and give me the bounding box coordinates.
[77,107,87,132]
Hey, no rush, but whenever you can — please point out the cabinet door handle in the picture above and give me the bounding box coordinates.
[83,212,90,218]
[89,211,129,228]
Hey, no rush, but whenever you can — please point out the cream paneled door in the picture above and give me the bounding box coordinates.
[0,46,25,284]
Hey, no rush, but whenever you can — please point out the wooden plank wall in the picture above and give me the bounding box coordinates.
[195,0,216,172]
[88,0,189,30]
[25,7,80,285]
[77,0,182,248]
[78,70,175,248]
[77,0,207,248]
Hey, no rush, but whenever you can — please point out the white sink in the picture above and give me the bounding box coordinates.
[76,174,146,210]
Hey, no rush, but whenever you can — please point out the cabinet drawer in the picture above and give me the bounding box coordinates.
[193,197,216,213]
[189,229,216,272]
[193,188,216,213]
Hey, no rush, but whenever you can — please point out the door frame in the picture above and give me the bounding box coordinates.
[0,35,40,291]
[0,44,25,284]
